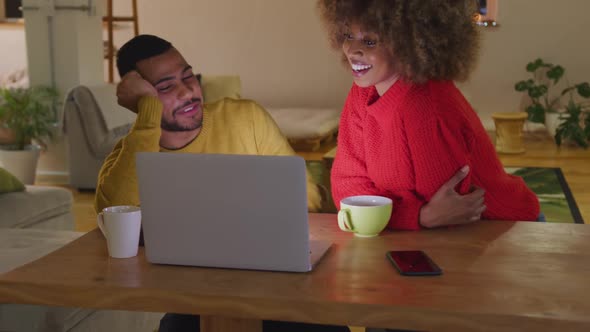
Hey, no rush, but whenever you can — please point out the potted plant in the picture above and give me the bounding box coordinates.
[555,99,590,148]
[515,58,590,147]
[0,86,58,184]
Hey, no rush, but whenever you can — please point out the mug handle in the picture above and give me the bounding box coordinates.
[97,212,108,237]
[338,209,355,233]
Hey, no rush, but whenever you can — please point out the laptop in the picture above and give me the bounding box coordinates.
[135,152,331,272]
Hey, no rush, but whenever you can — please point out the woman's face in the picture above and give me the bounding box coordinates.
[342,24,399,95]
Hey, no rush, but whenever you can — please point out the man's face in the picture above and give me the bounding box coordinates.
[136,48,203,132]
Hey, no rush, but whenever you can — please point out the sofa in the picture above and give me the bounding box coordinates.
[0,164,73,230]
[0,185,74,230]
[0,173,164,331]
[63,84,135,190]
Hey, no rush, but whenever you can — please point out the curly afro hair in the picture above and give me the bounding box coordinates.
[317,0,481,83]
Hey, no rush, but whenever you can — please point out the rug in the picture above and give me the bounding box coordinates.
[307,162,584,224]
[505,167,583,224]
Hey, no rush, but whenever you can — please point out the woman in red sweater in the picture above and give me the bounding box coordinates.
[318,0,540,230]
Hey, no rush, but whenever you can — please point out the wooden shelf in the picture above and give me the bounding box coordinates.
[104,0,138,83]
[0,19,24,28]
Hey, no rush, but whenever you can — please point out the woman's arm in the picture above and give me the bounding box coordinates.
[331,87,388,205]
[402,96,488,227]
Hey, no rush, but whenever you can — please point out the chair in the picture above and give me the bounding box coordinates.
[63,84,134,190]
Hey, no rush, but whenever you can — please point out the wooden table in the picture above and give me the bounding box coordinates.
[1,214,590,331]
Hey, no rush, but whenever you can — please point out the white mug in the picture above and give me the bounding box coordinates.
[97,206,141,258]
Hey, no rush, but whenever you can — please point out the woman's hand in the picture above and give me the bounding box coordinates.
[419,166,486,228]
[116,70,158,113]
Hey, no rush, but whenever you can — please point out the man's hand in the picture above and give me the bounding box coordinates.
[116,70,158,113]
[419,166,486,228]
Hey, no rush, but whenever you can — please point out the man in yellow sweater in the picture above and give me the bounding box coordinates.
[95,34,322,214]
[95,35,348,332]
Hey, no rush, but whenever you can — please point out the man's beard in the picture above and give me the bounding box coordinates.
[161,99,203,132]
[161,117,202,132]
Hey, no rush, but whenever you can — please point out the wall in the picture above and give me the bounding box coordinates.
[137,0,350,109]
[0,26,27,79]
[461,0,590,128]
[5,0,590,174]
[138,0,590,125]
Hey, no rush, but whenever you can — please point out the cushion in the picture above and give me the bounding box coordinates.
[266,107,341,140]
[0,185,72,228]
[0,167,25,194]
[200,75,242,103]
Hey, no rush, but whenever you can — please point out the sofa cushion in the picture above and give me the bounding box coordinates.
[200,75,241,103]
[0,186,73,228]
[265,107,341,140]
[0,167,25,194]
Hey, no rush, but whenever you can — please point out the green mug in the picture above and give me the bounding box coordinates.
[338,195,392,237]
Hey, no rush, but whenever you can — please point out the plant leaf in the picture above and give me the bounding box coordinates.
[528,85,547,99]
[577,82,590,98]
[547,65,565,84]
[555,120,568,146]
[0,86,58,149]
[515,81,529,92]
[526,104,545,123]
[526,61,537,72]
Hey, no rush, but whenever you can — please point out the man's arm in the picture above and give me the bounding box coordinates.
[94,72,162,212]
[94,97,162,212]
[248,102,322,212]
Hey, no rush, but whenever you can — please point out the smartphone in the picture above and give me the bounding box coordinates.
[386,250,442,276]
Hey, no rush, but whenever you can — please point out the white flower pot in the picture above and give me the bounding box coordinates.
[0,145,41,185]
[545,112,569,138]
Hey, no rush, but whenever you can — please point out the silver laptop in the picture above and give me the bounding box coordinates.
[135,152,331,272]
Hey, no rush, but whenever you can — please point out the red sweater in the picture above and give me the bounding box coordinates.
[331,80,540,230]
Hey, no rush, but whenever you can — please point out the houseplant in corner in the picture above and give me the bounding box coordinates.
[0,86,58,184]
[554,98,590,148]
[515,58,590,147]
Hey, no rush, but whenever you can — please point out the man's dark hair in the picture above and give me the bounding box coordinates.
[116,34,173,77]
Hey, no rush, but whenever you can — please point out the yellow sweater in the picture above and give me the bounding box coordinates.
[95,96,321,212]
